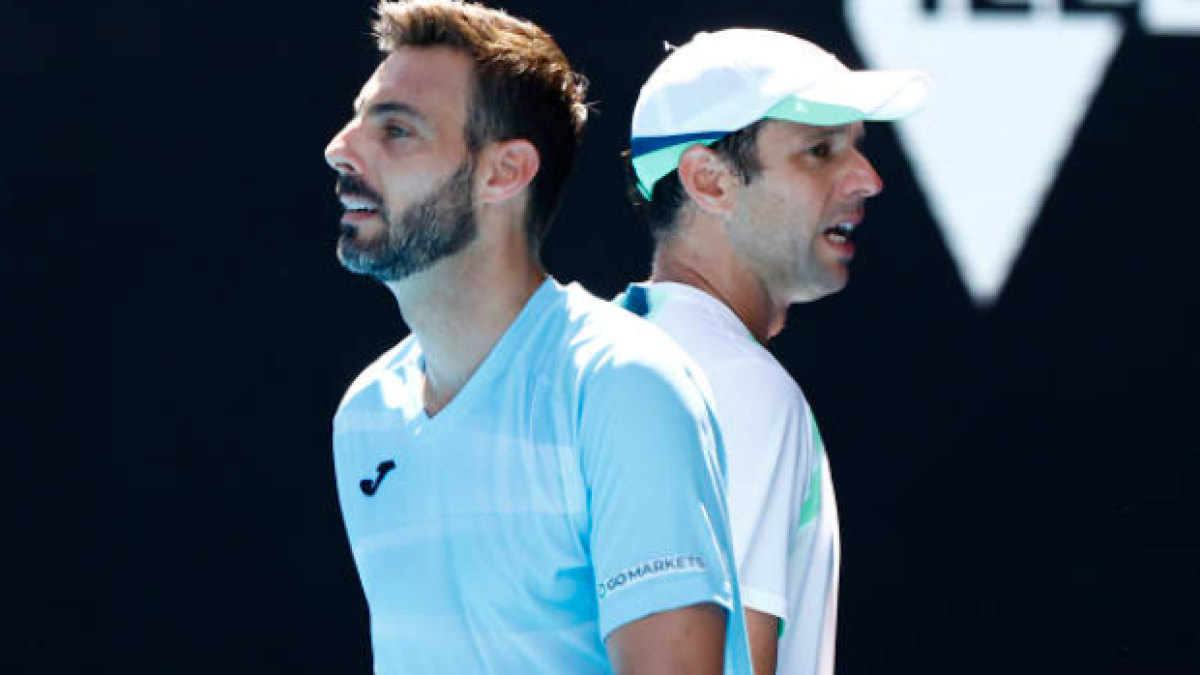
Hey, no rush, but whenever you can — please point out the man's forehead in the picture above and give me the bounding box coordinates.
[354,47,473,120]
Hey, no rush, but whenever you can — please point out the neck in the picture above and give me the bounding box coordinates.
[387,231,545,416]
[650,216,785,344]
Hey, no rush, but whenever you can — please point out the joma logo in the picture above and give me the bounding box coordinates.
[360,460,397,496]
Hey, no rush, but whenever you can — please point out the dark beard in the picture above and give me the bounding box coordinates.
[337,161,478,282]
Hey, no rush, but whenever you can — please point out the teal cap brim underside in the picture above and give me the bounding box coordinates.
[632,96,867,198]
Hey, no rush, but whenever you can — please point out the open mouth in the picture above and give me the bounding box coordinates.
[339,195,380,216]
[823,221,856,245]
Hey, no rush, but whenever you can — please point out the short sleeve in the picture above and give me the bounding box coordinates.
[578,351,737,641]
[707,357,812,620]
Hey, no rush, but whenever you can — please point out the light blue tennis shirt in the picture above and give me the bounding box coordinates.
[333,278,752,674]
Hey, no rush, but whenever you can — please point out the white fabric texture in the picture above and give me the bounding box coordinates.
[623,282,841,675]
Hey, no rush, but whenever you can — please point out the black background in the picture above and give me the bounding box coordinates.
[4,0,1198,673]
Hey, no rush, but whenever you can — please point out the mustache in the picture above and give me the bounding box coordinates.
[335,174,384,205]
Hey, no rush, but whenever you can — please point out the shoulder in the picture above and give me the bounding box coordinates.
[704,347,812,461]
[335,335,418,414]
[709,348,806,413]
[558,282,704,387]
[540,285,716,442]
[647,298,812,454]
[646,294,803,414]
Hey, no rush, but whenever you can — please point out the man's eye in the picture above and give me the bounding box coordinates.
[385,125,411,139]
[807,142,831,159]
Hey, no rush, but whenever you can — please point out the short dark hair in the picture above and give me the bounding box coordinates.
[374,0,588,250]
[625,120,767,241]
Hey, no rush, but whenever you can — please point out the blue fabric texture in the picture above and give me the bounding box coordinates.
[333,278,752,674]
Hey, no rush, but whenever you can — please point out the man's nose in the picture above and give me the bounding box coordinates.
[842,150,883,200]
[324,120,363,175]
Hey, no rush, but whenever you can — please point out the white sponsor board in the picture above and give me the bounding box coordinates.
[846,0,1122,305]
[846,0,1198,306]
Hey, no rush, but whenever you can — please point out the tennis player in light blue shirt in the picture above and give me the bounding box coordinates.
[335,278,749,673]
[323,2,750,672]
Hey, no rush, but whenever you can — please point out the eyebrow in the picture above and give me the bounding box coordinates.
[805,124,867,147]
[353,99,428,125]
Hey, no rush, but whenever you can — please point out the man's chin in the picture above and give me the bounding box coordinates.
[819,256,852,292]
[337,240,388,278]
[794,269,849,303]
[824,269,850,296]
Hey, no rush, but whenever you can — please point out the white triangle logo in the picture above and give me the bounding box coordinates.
[845,0,1123,306]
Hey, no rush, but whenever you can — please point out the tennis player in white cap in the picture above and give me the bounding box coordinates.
[618,28,932,675]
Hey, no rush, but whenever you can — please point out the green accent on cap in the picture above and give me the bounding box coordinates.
[631,136,722,199]
[632,94,869,198]
[763,95,867,127]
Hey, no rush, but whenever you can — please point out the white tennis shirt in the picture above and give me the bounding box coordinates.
[619,282,841,675]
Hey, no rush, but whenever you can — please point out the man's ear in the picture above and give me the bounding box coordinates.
[677,144,736,215]
[477,139,540,205]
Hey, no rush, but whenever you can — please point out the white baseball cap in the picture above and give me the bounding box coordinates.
[630,28,933,197]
